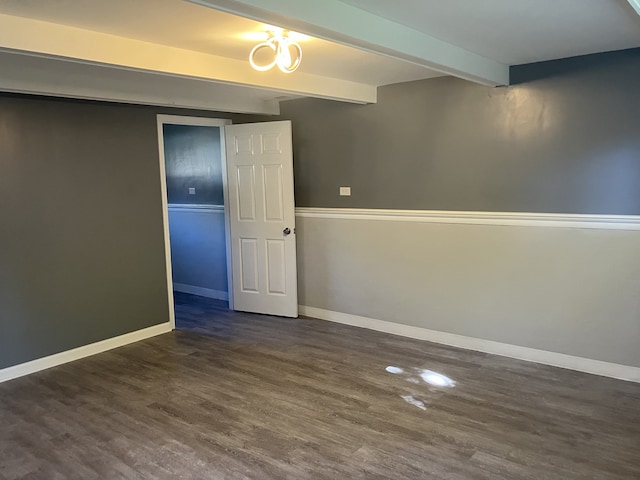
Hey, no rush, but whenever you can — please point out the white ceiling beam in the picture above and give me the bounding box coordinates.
[0,51,283,115]
[188,0,510,86]
[0,13,376,105]
[627,0,640,16]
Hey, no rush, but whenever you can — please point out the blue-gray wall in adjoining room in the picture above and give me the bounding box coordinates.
[163,123,228,296]
[163,124,227,298]
[163,124,223,205]
[168,207,228,294]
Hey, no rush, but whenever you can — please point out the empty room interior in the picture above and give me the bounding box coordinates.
[1,1,640,479]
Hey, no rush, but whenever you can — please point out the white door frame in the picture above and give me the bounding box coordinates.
[156,114,233,329]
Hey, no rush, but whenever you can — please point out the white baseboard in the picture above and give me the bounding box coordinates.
[0,322,172,384]
[299,306,640,383]
[173,283,229,301]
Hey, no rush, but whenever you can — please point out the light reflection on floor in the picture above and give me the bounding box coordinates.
[419,369,455,387]
[401,395,426,410]
[385,366,404,374]
[386,365,456,410]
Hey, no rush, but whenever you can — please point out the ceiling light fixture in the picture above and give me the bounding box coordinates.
[249,31,302,73]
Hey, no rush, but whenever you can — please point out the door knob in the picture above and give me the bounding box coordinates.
[283,227,291,236]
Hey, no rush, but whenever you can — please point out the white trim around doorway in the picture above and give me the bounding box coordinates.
[156,115,233,329]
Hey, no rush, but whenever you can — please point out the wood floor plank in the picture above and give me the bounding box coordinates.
[1,292,639,479]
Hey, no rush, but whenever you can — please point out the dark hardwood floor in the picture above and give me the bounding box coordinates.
[1,292,639,479]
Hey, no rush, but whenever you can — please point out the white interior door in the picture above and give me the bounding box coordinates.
[224,121,298,317]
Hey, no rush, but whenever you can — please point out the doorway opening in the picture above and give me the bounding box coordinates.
[157,115,233,329]
[159,116,299,326]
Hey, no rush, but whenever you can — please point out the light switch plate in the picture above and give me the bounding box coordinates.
[339,186,351,196]
[188,187,196,195]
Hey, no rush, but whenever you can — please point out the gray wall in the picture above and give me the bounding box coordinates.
[163,124,224,205]
[3,48,639,372]
[282,48,640,214]
[286,49,640,370]
[0,95,257,369]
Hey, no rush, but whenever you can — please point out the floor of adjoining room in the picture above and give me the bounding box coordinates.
[1,291,639,479]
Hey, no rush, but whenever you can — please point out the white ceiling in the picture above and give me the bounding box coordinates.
[339,0,640,65]
[0,0,442,86]
[0,0,638,114]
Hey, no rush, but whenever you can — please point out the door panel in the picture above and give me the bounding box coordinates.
[263,164,284,221]
[239,238,259,293]
[266,239,287,295]
[236,165,256,221]
[225,121,298,317]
